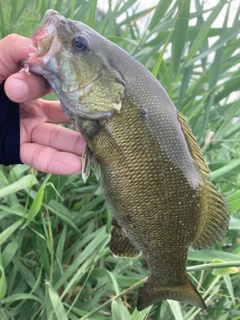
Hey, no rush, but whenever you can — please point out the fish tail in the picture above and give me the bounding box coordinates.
[137,275,206,311]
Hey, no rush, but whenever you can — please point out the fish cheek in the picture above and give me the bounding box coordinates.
[78,66,126,116]
[55,51,96,90]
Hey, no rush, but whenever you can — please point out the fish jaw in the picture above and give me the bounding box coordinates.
[23,10,62,77]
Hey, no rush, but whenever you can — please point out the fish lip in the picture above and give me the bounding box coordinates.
[30,9,59,55]
[22,10,61,72]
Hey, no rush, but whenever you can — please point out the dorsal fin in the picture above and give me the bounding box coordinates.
[177,111,230,250]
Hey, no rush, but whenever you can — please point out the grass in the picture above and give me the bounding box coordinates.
[0,0,240,319]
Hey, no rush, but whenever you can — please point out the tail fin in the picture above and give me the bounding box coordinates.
[137,275,206,311]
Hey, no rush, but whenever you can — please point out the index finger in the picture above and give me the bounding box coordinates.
[0,34,35,82]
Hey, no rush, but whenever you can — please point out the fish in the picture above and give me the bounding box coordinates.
[22,9,230,311]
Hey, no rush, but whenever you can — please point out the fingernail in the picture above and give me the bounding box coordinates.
[5,78,29,102]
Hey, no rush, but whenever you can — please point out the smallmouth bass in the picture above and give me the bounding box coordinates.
[23,10,230,310]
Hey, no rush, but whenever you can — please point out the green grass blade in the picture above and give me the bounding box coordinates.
[0,220,23,246]
[185,20,240,67]
[0,175,38,198]
[211,259,238,276]
[171,0,190,77]
[2,241,19,268]
[2,293,42,304]
[226,191,240,213]
[222,274,235,305]
[210,158,240,181]
[152,30,172,78]
[129,307,152,320]
[167,300,183,320]
[47,283,68,320]
[0,265,7,299]
[24,186,44,226]
[184,0,226,65]
[111,300,131,320]
[188,249,240,262]
[88,0,97,28]
[148,0,172,31]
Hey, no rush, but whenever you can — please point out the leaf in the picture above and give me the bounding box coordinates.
[223,274,235,305]
[185,20,240,67]
[184,0,226,65]
[47,283,68,320]
[151,28,172,77]
[2,241,19,268]
[88,0,97,28]
[47,200,83,238]
[229,217,240,230]
[212,259,238,275]
[111,300,131,320]
[171,0,190,76]
[214,73,240,104]
[0,265,7,299]
[226,191,240,213]
[2,293,42,304]
[148,0,172,31]
[188,248,240,262]
[0,174,38,198]
[210,158,240,181]
[130,307,152,320]
[0,220,23,246]
[168,300,183,320]
[55,226,108,292]
[91,269,141,287]
[24,186,45,226]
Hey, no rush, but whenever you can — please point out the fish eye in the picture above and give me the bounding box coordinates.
[73,35,88,51]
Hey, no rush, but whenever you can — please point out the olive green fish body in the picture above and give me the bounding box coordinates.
[84,61,204,309]
[24,10,230,310]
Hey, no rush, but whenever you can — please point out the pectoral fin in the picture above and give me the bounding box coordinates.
[110,218,140,258]
[82,144,92,183]
[82,144,101,182]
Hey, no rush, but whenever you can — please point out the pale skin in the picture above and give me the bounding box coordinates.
[1,34,85,174]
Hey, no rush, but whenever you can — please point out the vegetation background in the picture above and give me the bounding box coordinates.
[0,0,240,319]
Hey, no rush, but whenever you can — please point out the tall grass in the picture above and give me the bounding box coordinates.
[0,0,240,319]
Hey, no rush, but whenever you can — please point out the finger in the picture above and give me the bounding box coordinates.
[20,143,82,175]
[41,100,71,124]
[5,70,51,103]
[0,34,35,82]
[30,123,85,155]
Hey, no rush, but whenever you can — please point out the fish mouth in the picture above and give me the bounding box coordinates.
[23,10,61,72]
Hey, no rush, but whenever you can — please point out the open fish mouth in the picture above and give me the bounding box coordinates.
[23,10,61,72]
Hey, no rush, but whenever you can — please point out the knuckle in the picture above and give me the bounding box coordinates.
[49,126,61,148]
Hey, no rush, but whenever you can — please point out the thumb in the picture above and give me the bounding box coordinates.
[0,34,35,82]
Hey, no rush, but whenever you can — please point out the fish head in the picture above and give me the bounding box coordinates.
[24,9,126,120]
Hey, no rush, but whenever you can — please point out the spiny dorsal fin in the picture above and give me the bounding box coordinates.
[177,111,230,250]
[177,112,210,177]
[110,218,140,258]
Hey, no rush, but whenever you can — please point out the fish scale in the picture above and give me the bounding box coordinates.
[23,9,230,311]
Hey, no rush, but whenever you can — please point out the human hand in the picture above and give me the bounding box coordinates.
[1,34,85,175]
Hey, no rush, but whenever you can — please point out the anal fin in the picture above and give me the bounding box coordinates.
[110,218,140,258]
